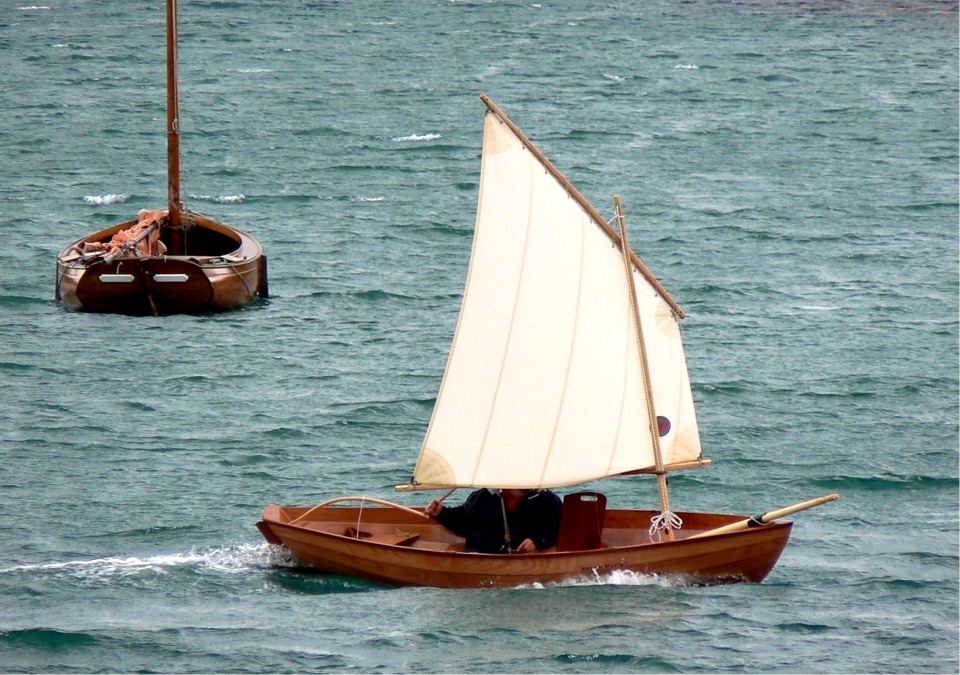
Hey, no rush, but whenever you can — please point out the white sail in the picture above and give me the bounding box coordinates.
[410,102,702,489]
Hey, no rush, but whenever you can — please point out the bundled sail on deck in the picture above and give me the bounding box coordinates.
[411,103,702,489]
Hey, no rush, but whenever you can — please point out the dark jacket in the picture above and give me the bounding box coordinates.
[434,489,562,553]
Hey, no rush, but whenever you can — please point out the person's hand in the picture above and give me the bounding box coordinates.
[425,499,443,518]
[515,538,536,553]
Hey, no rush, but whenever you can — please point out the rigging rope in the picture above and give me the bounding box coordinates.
[498,490,513,553]
[354,499,365,539]
[648,511,683,543]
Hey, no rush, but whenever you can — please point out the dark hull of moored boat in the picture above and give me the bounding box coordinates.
[56,212,267,315]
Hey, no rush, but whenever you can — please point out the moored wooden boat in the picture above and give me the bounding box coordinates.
[55,0,266,315]
[258,95,837,587]
[56,211,267,315]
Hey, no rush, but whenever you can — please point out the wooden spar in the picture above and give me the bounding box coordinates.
[436,487,458,503]
[688,493,841,539]
[166,0,184,252]
[622,457,713,475]
[615,195,674,542]
[479,93,685,319]
[100,219,164,264]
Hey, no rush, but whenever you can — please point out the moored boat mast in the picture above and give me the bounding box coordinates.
[166,0,184,253]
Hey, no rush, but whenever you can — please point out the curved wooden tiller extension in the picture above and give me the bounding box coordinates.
[289,495,431,525]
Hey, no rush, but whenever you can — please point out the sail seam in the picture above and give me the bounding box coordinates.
[608,271,634,476]
[469,125,534,485]
[414,112,496,486]
[539,204,588,485]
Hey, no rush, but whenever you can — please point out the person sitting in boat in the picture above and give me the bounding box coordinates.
[425,488,562,553]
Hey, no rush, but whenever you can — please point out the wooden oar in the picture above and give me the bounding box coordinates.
[688,493,840,539]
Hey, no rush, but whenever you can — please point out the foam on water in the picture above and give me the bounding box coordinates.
[83,194,128,205]
[189,194,245,204]
[0,544,297,581]
[392,133,443,142]
[523,569,697,590]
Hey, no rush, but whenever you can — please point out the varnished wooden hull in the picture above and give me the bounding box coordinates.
[257,503,792,588]
[55,212,267,315]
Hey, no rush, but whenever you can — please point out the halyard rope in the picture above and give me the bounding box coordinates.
[354,499,365,539]
[649,511,683,543]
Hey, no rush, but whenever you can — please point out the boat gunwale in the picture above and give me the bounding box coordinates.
[56,212,262,270]
[258,504,793,587]
[259,503,794,557]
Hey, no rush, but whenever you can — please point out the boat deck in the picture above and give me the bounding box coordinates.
[267,503,747,553]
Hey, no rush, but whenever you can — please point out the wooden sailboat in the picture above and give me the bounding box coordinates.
[55,0,267,315]
[257,95,837,588]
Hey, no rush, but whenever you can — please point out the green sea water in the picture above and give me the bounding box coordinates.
[1,1,958,672]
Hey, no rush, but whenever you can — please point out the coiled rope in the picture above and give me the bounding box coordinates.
[649,511,683,543]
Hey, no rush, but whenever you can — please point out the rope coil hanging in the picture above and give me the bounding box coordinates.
[649,511,683,543]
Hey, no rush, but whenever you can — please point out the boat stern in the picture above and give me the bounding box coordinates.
[257,504,292,546]
[55,212,267,314]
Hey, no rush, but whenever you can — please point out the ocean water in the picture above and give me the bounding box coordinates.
[1,0,958,672]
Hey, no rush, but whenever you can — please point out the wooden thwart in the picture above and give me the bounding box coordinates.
[344,527,421,547]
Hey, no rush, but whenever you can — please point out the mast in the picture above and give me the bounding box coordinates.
[166,0,184,253]
[614,195,674,541]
